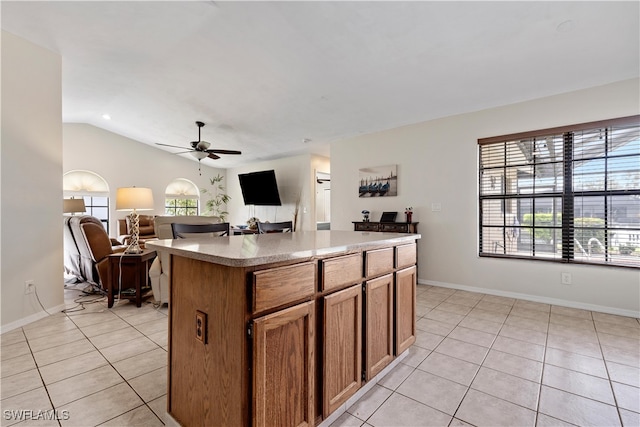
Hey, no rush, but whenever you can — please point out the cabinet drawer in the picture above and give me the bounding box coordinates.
[321,253,363,291]
[355,222,378,232]
[364,247,394,278]
[379,223,408,233]
[395,243,417,269]
[252,262,316,313]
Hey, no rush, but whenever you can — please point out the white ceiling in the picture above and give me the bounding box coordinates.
[2,1,638,168]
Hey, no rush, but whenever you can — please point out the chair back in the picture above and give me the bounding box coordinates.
[154,215,221,239]
[69,215,113,287]
[171,222,230,239]
[257,221,293,234]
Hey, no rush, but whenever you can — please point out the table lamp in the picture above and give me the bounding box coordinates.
[63,198,86,215]
[116,187,154,254]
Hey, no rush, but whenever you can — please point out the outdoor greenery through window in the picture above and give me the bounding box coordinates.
[478,116,640,268]
[164,178,199,216]
[165,198,198,216]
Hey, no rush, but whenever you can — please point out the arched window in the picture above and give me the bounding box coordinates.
[165,178,199,216]
[63,170,110,231]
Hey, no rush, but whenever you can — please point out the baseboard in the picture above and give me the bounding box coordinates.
[0,303,67,334]
[418,279,640,319]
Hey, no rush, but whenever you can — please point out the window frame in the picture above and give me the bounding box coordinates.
[164,197,199,216]
[478,115,640,268]
[82,195,110,233]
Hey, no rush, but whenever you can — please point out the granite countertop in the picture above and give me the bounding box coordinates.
[146,230,420,267]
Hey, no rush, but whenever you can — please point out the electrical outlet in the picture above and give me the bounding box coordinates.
[195,310,207,344]
[25,280,35,295]
[561,272,572,285]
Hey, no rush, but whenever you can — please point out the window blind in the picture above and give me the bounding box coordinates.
[478,115,640,268]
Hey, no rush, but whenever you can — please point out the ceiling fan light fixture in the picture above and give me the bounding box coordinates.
[196,141,211,150]
[191,151,208,160]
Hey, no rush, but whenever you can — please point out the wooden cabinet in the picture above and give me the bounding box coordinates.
[253,301,315,427]
[395,266,417,354]
[322,285,362,417]
[252,263,315,314]
[364,274,394,380]
[160,234,419,427]
[353,222,418,234]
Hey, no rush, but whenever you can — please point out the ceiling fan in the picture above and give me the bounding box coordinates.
[156,121,241,173]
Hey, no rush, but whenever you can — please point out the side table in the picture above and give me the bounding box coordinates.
[108,249,157,308]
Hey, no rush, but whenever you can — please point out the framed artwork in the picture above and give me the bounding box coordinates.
[358,164,397,197]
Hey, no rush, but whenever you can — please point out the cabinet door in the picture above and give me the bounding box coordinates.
[323,284,362,417]
[365,273,394,381]
[253,301,314,427]
[395,266,417,355]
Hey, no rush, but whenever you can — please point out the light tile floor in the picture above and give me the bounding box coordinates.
[1,284,638,426]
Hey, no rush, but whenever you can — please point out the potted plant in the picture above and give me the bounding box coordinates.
[201,174,230,221]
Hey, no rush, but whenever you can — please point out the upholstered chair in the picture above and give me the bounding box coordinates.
[149,215,221,305]
[69,215,125,289]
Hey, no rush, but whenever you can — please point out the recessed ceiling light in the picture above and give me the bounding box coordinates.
[556,20,574,33]
[102,114,111,120]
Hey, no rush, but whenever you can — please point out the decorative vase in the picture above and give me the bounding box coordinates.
[405,212,412,223]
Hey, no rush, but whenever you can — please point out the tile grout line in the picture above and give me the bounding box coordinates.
[17,289,168,426]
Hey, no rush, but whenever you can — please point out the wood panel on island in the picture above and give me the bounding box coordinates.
[149,232,418,426]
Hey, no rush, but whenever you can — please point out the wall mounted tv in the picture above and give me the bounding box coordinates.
[238,169,282,206]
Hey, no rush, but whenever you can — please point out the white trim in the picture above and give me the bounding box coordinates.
[418,279,640,319]
[0,304,67,334]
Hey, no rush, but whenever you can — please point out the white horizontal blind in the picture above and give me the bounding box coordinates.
[479,116,640,268]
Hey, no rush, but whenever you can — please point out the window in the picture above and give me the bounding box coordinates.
[63,170,110,232]
[82,195,110,232]
[164,178,199,216]
[165,198,198,216]
[479,116,640,268]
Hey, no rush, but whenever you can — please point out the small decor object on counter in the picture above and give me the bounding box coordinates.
[405,207,413,223]
[247,217,260,230]
[361,210,370,222]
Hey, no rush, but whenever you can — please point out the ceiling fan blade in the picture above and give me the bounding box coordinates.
[207,152,220,160]
[207,149,242,155]
[156,143,190,150]
[173,150,194,155]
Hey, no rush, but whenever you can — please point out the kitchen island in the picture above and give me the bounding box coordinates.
[147,230,420,427]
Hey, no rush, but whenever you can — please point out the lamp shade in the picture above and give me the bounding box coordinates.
[116,187,154,211]
[190,151,208,160]
[63,198,86,214]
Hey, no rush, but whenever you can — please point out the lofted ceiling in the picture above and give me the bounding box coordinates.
[2,1,638,168]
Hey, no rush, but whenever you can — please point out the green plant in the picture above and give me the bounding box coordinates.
[201,174,230,221]
[619,244,638,255]
[521,213,606,249]
[521,213,561,243]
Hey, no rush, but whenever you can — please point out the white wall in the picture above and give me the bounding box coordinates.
[1,31,64,330]
[63,124,226,237]
[332,78,640,316]
[227,154,327,231]
[312,157,331,225]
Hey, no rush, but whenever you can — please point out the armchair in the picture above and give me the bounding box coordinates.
[68,215,126,290]
[149,215,221,305]
[118,214,157,245]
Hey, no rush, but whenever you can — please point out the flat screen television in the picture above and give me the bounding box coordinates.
[238,170,282,206]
